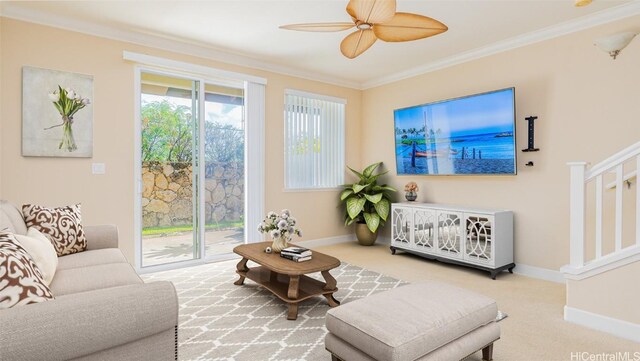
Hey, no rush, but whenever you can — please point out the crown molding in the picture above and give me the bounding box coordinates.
[361,1,640,89]
[0,3,362,90]
[2,1,640,91]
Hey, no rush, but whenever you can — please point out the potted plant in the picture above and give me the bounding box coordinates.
[404,181,419,201]
[340,162,396,246]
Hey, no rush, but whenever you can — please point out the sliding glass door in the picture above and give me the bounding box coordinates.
[203,83,245,259]
[139,71,245,268]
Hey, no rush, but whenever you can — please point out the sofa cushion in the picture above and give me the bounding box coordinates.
[50,263,142,296]
[325,282,498,361]
[22,203,87,257]
[57,248,127,271]
[0,231,54,309]
[0,200,28,235]
[14,228,59,286]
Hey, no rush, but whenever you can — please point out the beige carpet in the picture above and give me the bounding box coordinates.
[314,241,640,361]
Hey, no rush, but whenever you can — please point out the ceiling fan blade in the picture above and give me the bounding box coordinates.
[280,22,356,32]
[373,12,448,42]
[340,29,377,59]
[346,0,396,24]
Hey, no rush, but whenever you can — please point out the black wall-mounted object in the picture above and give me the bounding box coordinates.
[522,116,540,152]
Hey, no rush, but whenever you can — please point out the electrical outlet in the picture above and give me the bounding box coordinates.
[92,163,106,175]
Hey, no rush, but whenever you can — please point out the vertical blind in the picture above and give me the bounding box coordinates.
[284,90,346,189]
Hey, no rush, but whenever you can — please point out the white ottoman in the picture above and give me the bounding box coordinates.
[325,282,500,361]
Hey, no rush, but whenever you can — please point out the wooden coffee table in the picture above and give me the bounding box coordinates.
[233,242,341,320]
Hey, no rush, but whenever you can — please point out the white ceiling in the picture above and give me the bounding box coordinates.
[2,1,639,88]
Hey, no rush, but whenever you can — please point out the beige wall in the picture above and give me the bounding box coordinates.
[567,262,640,324]
[1,14,639,273]
[0,16,3,199]
[0,18,361,263]
[361,15,640,271]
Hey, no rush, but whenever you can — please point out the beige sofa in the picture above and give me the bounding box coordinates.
[0,201,179,361]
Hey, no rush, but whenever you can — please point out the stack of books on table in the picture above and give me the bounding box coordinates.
[280,247,312,262]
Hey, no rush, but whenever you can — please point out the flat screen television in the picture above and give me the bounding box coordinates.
[394,88,516,176]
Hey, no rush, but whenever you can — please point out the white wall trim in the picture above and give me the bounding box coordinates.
[361,1,640,89]
[0,2,361,90]
[513,263,565,284]
[244,82,266,245]
[123,51,267,85]
[3,2,640,91]
[302,234,354,248]
[132,66,143,274]
[302,234,564,283]
[301,234,391,248]
[285,89,347,104]
[377,236,391,245]
[564,306,640,343]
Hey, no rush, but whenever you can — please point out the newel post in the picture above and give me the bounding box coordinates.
[568,162,588,268]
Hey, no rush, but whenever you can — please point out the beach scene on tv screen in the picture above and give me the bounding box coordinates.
[394,88,516,175]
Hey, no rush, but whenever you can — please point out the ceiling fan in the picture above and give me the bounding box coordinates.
[280,0,448,59]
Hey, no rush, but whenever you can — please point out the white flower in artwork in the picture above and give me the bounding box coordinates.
[82,98,91,105]
[277,220,288,229]
[48,92,60,102]
[281,209,290,216]
[45,85,90,153]
[296,229,302,237]
[289,217,296,225]
[270,230,280,239]
[267,211,277,218]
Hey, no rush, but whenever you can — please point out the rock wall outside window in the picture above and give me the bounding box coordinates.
[141,161,244,228]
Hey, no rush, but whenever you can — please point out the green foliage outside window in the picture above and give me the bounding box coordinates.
[141,100,244,164]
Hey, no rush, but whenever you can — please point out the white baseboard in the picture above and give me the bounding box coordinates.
[301,234,354,248]
[377,236,391,245]
[511,263,565,284]
[302,234,391,248]
[565,306,640,343]
[302,236,563,283]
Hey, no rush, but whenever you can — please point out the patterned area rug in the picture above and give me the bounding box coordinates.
[143,260,407,361]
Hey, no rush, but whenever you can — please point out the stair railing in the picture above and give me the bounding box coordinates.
[567,141,640,269]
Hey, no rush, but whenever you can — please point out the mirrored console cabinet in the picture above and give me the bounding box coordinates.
[390,203,515,279]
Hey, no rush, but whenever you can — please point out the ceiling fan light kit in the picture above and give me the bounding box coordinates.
[574,0,593,7]
[594,32,637,59]
[279,0,447,59]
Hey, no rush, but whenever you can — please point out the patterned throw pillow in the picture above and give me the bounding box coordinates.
[15,228,59,286]
[0,231,54,309]
[22,204,87,257]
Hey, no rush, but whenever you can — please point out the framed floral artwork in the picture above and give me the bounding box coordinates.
[22,66,93,157]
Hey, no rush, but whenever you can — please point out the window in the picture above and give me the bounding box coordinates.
[284,90,345,190]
